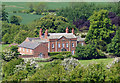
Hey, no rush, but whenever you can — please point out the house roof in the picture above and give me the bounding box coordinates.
[76,36,85,41]
[47,33,76,39]
[18,41,41,49]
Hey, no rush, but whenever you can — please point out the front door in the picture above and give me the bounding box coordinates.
[39,53,43,58]
[61,48,67,51]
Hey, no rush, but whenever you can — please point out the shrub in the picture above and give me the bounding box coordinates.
[75,44,99,59]
[2,58,24,78]
[50,54,64,60]
[48,51,71,56]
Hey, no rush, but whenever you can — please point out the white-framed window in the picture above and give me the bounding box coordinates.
[52,44,54,48]
[66,43,68,48]
[81,42,84,46]
[62,43,64,48]
[72,43,74,47]
[23,48,25,52]
[58,43,60,48]
[72,50,74,55]
[62,38,65,41]
[30,50,32,53]
[26,49,29,52]
[20,47,21,51]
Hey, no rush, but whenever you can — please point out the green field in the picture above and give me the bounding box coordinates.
[79,58,114,66]
[38,58,114,66]
[2,2,70,24]
[8,13,44,24]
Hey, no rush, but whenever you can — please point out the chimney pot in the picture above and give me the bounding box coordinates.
[72,28,74,34]
[45,29,48,39]
[66,27,69,33]
[39,28,42,39]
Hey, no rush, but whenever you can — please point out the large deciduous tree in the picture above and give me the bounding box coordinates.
[10,15,22,25]
[28,15,77,37]
[85,10,116,51]
[107,27,120,56]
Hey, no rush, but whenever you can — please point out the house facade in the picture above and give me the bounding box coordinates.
[18,27,85,58]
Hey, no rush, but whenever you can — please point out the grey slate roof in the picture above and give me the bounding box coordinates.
[47,33,76,39]
[76,36,85,41]
[18,41,41,49]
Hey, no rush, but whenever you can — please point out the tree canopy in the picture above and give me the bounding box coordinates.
[85,10,116,51]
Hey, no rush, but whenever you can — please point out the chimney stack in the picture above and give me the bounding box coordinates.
[72,28,74,34]
[39,28,42,39]
[66,27,69,33]
[45,29,48,39]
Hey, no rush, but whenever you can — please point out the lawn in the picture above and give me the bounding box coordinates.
[37,58,114,67]
[79,58,114,66]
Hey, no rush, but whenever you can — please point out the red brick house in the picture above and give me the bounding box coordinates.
[18,27,85,58]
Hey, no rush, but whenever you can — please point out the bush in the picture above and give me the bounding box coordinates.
[75,44,99,59]
[50,54,64,60]
[2,58,24,78]
[48,51,71,56]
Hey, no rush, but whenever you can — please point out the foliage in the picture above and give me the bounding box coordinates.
[81,63,106,82]
[2,22,32,44]
[13,30,33,44]
[75,44,100,59]
[10,15,22,25]
[50,54,64,60]
[107,27,120,56]
[2,58,24,78]
[85,10,116,51]
[2,49,17,62]
[1,5,9,22]
[61,57,80,71]
[57,2,119,22]
[2,57,120,82]
[28,15,77,37]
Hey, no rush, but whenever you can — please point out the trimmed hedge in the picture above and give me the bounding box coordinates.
[48,51,71,56]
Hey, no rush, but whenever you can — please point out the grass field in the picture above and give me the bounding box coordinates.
[8,13,44,24]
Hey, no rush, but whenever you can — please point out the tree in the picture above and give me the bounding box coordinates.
[85,10,116,51]
[28,3,34,13]
[13,30,29,44]
[1,5,9,22]
[10,15,22,25]
[75,44,99,59]
[35,2,46,15]
[107,27,120,56]
[28,15,77,37]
